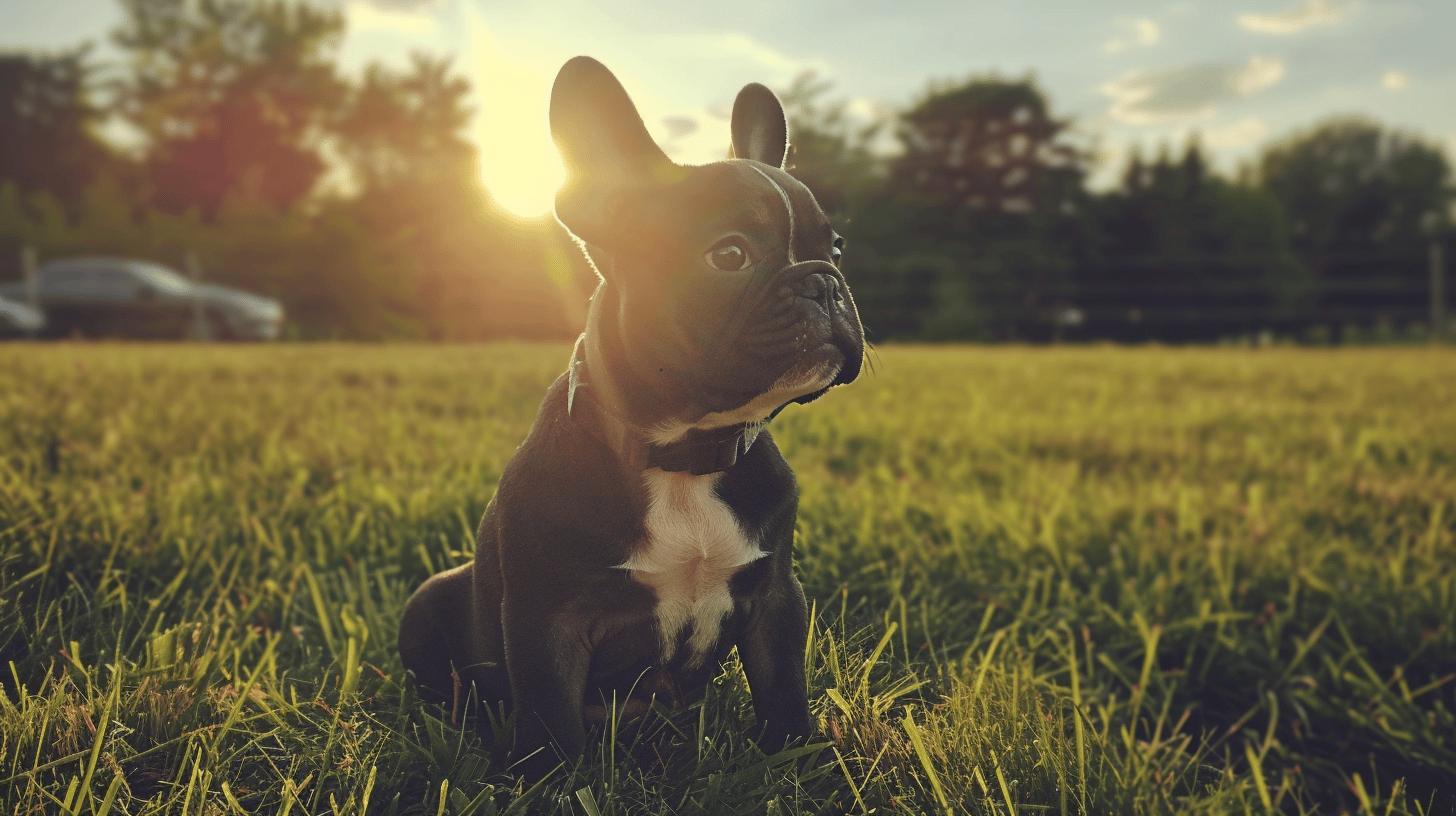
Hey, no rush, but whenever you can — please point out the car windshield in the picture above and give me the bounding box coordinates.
[135,264,195,294]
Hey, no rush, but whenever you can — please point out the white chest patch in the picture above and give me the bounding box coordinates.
[616,470,767,667]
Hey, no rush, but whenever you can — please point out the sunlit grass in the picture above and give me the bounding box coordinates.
[1,344,1453,814]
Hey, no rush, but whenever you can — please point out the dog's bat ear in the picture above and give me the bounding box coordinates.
[550,57,671,181]
[730,83,788,169]
[550,57,673,247]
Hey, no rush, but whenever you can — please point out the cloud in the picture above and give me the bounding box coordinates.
[1237,0,1350,35]
[353,0,441,10]
[702,33,829,77]
[660,116,699,140]
[649,109,732,165]
[1381,70,1409,91]
[1102,56,1285,124]
[1203,117,1268,149]
[846,97,879,120]
[1103,18,1162,54]
[345,0,440,32]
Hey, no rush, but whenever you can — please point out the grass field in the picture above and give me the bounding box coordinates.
[1,344,1454,815]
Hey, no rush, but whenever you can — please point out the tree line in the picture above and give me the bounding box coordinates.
[783,74,1453,342]
[1,0,1452,342]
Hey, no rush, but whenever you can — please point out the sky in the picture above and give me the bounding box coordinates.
[4,0,1455,215]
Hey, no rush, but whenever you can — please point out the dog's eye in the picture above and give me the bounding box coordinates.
[705,237,752,272]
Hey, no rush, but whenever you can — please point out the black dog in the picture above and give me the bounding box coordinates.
[398,56,865,775]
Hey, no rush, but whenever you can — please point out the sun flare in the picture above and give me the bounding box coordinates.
[468,15,565,217]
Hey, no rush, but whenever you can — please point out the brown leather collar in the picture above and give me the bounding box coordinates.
[565,336,762,476]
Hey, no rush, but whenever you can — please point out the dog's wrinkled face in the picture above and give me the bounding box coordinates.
[550,57,864,430]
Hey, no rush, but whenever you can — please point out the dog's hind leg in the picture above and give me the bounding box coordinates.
[399,563,501,706]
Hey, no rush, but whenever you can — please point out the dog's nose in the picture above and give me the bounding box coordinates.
[795,272,843,313]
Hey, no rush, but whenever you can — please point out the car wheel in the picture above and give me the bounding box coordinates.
[207,311,236,341]
[186,311,228,341]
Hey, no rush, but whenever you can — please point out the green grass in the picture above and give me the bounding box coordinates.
[1,344,1454,815]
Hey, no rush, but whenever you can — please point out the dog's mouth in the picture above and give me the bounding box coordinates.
[812,324,865,383]
[778,341,854,408]
[735,321,861,413]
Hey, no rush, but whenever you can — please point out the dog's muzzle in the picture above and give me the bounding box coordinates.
[779,259,845,304]
[788,262,845,315]
[774,259,863,397]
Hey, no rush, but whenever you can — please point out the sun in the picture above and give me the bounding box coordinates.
[474,86,565,217]
[474,75,565,218]
[468,17,564,218]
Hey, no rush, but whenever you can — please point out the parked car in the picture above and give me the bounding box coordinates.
[0,294,45,338]
[0,257,284,340]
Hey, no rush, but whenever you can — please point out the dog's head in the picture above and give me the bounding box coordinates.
[551,57,864,436]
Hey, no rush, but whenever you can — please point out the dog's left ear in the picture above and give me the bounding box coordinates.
[730,83,788,168]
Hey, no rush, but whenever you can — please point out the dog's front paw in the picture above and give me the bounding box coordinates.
[753,714,814,755]
[508,743,565,783]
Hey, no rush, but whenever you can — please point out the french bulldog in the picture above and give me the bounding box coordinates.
[397,56,864,776]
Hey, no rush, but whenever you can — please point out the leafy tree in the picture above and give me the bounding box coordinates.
[112,0,345,216]
[1088,140,1308,341]
[880,76,1093,339]
[334,54,476,197]
[891,76,1086,230]
[1259,118,1453,334]
[0,49,114,214]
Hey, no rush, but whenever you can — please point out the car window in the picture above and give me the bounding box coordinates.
[134,264,194,295]
[87,268,143,299]
[40,264,134,299]
[39,261,194,300]
[40,267,85,290]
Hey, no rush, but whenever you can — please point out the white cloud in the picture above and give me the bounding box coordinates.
[705,33,829,77]
[1381,70,1409,91]
[1103,17,1161,54]
[654,108,736,165]
[1234,57,1285,94]
[659,115,698,141]
[345,0,439,33]
[353,0,441,10]
[846,96,877,120]
[1237,0,1350,35]
[1136,19,1162,45]
[1102,56,1285,124]
[1204,117,1268,149]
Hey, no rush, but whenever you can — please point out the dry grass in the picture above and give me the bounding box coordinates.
[1,343,1453,814]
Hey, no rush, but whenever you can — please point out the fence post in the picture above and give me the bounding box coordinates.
[21,245,39,310]
[20,246,40,338]
[186,251,212,341]
[1433,239,1447,343]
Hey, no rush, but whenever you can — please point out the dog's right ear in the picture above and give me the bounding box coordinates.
[730,83,788,168]
[551,57,673,247]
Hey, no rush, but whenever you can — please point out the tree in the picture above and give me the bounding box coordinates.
[892,77,1086,228]
[1259,118,1453,334]
[1087,140,1308,341]
[881,76,1093,339]
[334,54,476,197]
[0,49,114,213]
[113,0,346,216]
